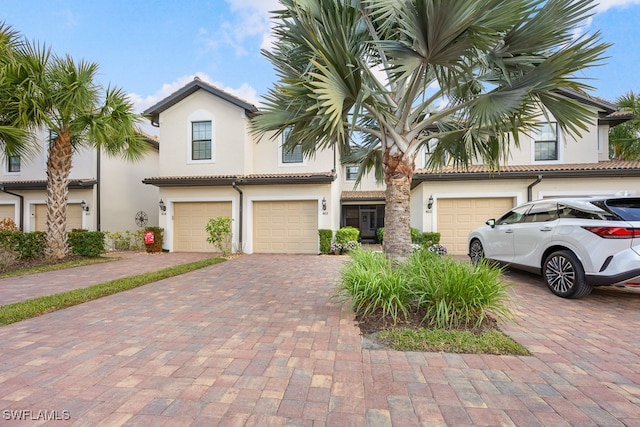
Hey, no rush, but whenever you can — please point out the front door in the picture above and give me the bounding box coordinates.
[359,209,377,241]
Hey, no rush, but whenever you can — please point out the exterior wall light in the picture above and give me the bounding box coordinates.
[159,199,166,212]
[80,200,89,212]
[322,197,327,212]
[427,195,434,211]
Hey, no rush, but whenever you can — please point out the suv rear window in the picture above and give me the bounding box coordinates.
[602,198,640,221]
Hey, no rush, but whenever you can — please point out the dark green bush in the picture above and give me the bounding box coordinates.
[335,226,360,244]
[0,231,46,259]
[318,229,333,254]
[422,232,441,246]
[68,230,105,257]
[376,227,384,244]
[411,227,422,243]
[144,227,164,253]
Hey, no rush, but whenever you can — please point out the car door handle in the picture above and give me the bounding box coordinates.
[540,227,553,232]
[504,229,513,234]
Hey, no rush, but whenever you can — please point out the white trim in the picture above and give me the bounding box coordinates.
[531,122,564,164]
[539,189,637,198]
[186,110,215,165]
[246,195,322,254]
[162,197,236,253]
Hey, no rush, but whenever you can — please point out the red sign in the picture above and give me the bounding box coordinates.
[144,231,155,244]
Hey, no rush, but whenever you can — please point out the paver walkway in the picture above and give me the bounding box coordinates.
[0,253,638,426]
[1,251,214,305]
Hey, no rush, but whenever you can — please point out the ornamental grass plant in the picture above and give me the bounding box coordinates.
[336,248,515,330]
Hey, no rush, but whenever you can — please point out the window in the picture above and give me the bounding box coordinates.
[192,121,212,161]
[497,205,530,225]
[523,202,558,222]
[345,165,359,181]
[280,128,303,164]
[282,144,303,163]
[7,156,20,173]
[534,122,558,161]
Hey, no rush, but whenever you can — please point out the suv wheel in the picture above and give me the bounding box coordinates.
[469,239,484,264]
[543,250,592,298]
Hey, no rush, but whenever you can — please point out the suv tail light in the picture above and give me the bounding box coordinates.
[582,226,640,238]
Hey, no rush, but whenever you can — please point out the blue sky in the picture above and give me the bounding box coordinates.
[1,0,639,128]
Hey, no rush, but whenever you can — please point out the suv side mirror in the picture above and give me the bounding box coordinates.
[486,219,496,228]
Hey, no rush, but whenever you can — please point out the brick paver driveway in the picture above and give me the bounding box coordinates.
[0,254,639,426]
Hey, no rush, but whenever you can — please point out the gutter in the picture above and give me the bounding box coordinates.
[0,187,24,231]
[232,181,243,252]
[527,175,543,202]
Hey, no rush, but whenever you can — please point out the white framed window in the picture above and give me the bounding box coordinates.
[187,110,215,164]
[192,121,212,161]
[345,165,359,181]
[6,155,20,173]
[534,122,558,161]
[279,128,305,166]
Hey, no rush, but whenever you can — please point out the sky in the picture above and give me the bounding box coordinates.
[1,0,640,135]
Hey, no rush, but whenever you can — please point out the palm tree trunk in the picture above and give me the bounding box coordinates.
[45,133,73,260]
[382,147,415,261]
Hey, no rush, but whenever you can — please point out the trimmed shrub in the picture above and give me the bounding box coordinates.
[144,227,164,253]
[318,229,333,254]
[422,232,441,246]
[410,227,422,244]
[68,230,105,257]
[0,231,46,259]
[105,230,145,251]
[376,227,384,244]
[335,226,360,244]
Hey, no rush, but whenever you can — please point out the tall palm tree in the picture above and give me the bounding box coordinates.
[251,0,609,260]
[609,91,640,160]
[0,23,148,259]
[0,22,33,160]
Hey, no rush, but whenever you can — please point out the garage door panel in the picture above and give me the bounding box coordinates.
[438,198,514,255]
[253,200,318,254]
[174,202,232,253]
[35,204,82,232]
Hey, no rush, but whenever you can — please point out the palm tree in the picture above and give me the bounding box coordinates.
[0,23,148,259]
[251,0,609,260]
[609,91,640,160]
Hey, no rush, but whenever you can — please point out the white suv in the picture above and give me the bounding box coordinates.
[467,197,640,298]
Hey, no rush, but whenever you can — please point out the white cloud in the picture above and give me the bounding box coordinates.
[196,0,280,56]
[594,0,640,12]
[129,72,260,135]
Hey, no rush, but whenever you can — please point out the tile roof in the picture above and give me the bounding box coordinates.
[414,160,640,181]
[341,191,385,201]
[142,172,336,187]
[0,179,97,190]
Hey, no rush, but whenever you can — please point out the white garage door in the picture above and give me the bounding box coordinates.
[253,200,318,254]
[437,197,514,255]
[174,202,232,252]
[35,203,83,231]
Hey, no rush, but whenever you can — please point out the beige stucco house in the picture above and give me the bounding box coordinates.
[143,78,635,255]
[0,129,159,234]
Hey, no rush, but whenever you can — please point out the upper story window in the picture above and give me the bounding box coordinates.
[424,139,447,168]
[280,127,304,165]
[192,121,212,161]
[534,122,558,161]
[345,165,359,181]
[7,155,20,173]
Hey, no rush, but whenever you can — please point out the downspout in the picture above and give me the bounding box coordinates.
[232,181,243,252]
[527,175,543,202]
[0,187,24,231]
[96,147,101,231]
